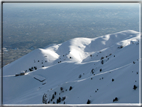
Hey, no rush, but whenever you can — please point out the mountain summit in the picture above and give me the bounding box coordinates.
[3,30,140,104]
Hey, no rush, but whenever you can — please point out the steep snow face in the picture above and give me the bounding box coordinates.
[3,30,140,104]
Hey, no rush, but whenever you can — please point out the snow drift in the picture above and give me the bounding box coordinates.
[3,30,140,104]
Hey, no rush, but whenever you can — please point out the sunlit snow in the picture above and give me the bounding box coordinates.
[3,30,140,104]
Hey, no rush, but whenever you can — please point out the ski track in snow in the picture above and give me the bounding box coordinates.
[3,75,15,77]
[75,61,133,83]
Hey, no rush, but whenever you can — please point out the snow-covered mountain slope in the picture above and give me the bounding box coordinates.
[3,30,140,104]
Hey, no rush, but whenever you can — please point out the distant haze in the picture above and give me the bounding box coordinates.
[2,3,139,66]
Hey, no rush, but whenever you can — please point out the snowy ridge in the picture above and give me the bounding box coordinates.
[3,30,140,104]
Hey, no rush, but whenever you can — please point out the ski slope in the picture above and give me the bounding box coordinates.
[3,30,140,104]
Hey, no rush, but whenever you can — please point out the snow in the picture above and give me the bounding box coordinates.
[3,30,140,104]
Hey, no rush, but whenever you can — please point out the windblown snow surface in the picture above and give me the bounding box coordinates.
[3,30,140,105]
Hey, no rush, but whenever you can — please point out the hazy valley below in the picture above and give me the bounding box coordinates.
[2,4,139,66]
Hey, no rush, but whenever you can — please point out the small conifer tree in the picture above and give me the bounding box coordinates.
[133,85,137,90]
[112,79,114,82]
[101,60,104,64]
[87,99,91,104]
[69,86,73,91]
